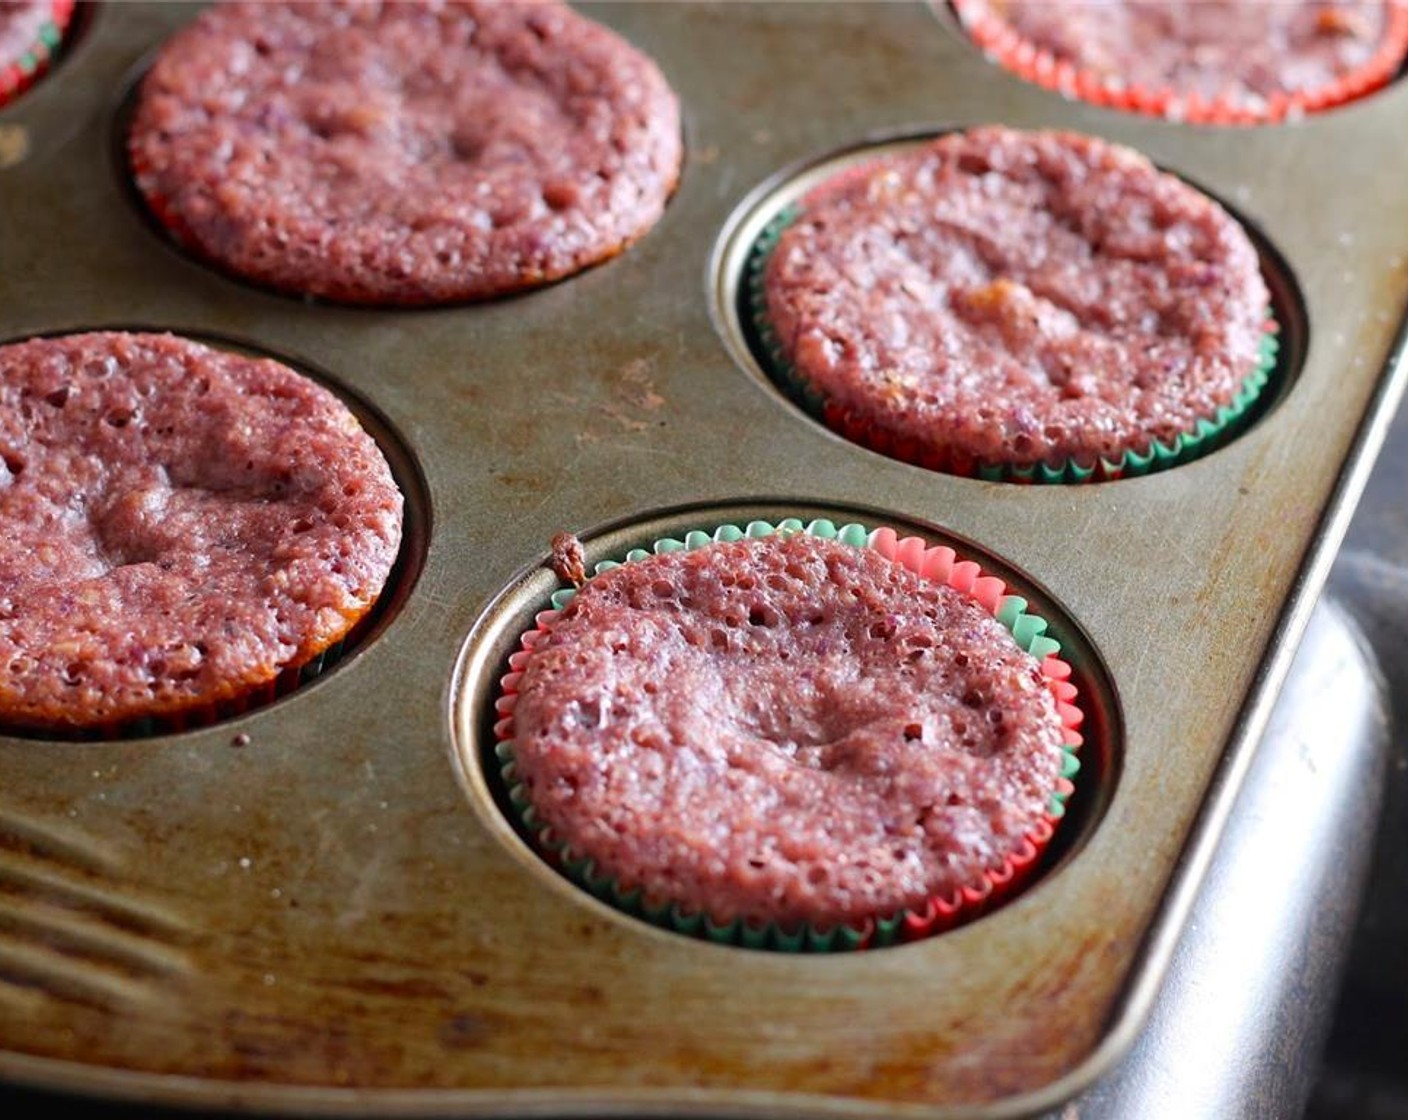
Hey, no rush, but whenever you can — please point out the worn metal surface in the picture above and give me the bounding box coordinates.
[1305,435,1408,1118]
[1,2,1407,1116]
[1066,597,1390,1120]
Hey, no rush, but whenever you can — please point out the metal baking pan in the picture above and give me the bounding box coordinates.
[3,2,1408,1116]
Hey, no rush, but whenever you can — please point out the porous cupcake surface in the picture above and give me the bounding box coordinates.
[762,127,1270,471]
[0,331,403,731]
[0,2,53,69]
[510,533,1065,929]
[976,0,1394,106]
[127,0,682,305]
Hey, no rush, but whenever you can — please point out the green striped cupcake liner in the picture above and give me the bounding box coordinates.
[0,2,74,109]
[493,517,1085,952]
[747,204,1280,484]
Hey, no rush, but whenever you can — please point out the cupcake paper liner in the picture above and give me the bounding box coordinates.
[127,144,207,269]
[493,517,1086,952]
[748,202,1280,484]
[0,1,74,110]
[950,0,1408,125]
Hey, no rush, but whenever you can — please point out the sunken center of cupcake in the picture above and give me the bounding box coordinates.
[619,596,1025,772]
[510,533,1066,927]
[13,357,371,585]
[0,331,404,733]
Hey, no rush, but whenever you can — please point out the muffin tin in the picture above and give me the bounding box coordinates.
[3,2,1408,1117]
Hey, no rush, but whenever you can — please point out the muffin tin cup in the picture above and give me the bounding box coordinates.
[491,515,1084,952]
[746,203,1281,484]
[0,324,421,744]
[949,0,1408,125]
[0,0,73,110]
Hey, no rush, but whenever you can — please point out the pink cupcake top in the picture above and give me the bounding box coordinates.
[509,532,1066,929]
[0,331,403,733]
[127,0,682,305]
[762,127,1269,472]
[965,0,1400,109]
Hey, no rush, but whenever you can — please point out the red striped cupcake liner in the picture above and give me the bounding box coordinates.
[749,199,1281,483]
[951,0,1408,125]
[0,1,75,110]
[492,517,1086,951]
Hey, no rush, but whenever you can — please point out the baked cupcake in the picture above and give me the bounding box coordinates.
[0,331,404,736]
[753,127,1276,482]
[0,1,74,110]
[126,0,682,306]
[495,520,1084,950]
[952,0,1408,124]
